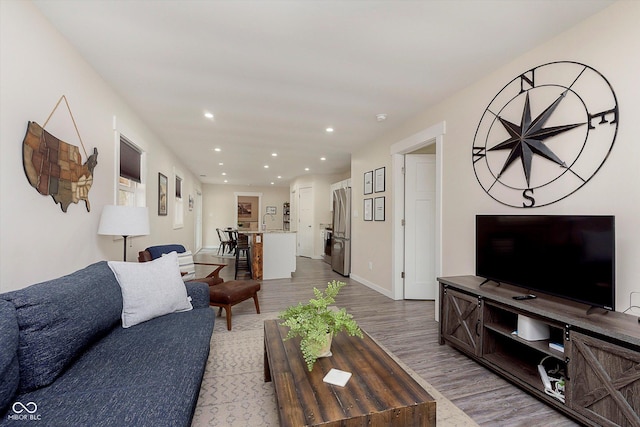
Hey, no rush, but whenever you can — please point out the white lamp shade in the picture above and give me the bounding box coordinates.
[98,205,150,237]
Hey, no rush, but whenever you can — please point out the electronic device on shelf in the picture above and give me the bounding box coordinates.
[513,294,537,300]
[538,356,565,403]
[538,364,552,389]
[476,215,615,311]
[549,342,564,353]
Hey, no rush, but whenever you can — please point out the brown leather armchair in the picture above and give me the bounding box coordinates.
[138,244,226,286]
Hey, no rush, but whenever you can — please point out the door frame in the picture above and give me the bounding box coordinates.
[390,121,445,317]
[195,190,203,252]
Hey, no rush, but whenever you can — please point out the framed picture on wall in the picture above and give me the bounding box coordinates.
[238,202,252,218]
[158,173,168,216]
[374,167,386,193]
[364,171,373,195]
[374,196,385,221]
[364,198,373,221]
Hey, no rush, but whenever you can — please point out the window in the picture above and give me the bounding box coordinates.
[175,176,182,199]
[120,139,141,183]
[119,136,145,207]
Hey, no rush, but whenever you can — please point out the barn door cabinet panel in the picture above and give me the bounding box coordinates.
[568,331,640,427]
[440,286,482,357]
[438,276,640,427]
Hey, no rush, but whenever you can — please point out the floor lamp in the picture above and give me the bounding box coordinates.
[98,206,150,261]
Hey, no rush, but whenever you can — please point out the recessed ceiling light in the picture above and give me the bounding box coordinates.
[320,157,326,161]
[277,176,282,179]
[305,167,310,171]
[326,127,334,133]
[271,153,278,157]
[270,182,275,185]
[376,113,387,122]
[218,162,224,166]
[213,148,221,152]
[204,112,214,119]
[264,165,269,169]
[221,172,226,176]
[223,179,228,183]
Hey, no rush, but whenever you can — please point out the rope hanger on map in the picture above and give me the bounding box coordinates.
[42,95,88,158]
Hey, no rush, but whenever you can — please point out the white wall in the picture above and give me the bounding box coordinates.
[351,142,394,292]
[201,184,290,248]
[351,1,640,312]
[0,1,202,291]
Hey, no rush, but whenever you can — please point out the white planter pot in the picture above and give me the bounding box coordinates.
[317,332,333,358]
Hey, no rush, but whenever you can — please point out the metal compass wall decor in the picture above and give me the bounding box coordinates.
[472,61,618,208]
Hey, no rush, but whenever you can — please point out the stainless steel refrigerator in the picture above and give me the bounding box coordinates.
[331,187,351,276]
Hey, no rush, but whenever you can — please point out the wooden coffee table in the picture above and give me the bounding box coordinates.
[264,319,436,426]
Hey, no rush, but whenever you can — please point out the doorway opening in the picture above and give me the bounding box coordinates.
[390,121,445,319]
[234,192,262,231]
[195,190,203,252]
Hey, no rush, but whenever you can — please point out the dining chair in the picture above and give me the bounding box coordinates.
[226,229,238,255]
[216,228,232,255]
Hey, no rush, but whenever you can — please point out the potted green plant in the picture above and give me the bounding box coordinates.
[279,280,363,371]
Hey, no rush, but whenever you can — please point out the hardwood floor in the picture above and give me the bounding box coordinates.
[194,251,579,427]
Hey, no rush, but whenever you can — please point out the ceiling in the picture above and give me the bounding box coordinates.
[33,0,614,187]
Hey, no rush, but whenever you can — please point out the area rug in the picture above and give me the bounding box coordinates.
[191,312,479,426]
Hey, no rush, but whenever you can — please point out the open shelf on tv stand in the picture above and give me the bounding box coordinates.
[438,275,640,427]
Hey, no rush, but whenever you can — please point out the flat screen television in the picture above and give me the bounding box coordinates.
[476,215,615,311]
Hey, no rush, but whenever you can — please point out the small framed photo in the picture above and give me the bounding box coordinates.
[238,202,252,218]
[363,198,373,221]
[158,173,168,216]
[364,171,373,195]
[374,196,385,221]
[374,167,386,193]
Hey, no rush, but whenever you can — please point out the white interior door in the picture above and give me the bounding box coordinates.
[298,187,313,257]
[404,154,436,299]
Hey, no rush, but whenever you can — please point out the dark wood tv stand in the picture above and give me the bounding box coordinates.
[438,276,640,427]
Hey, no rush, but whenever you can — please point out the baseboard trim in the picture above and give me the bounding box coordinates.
[349,274,395,300]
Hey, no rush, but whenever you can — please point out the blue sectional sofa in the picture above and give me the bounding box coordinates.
[0,261,214,427]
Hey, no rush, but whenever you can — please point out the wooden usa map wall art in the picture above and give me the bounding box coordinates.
[22,96,98,212]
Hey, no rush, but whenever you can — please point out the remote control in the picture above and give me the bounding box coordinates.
[513,294,537,300]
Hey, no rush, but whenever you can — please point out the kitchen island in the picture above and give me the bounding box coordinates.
[242,231,296,280]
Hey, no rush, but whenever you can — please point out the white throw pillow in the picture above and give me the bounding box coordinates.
[108,251,193,328]
[176,250,196,281]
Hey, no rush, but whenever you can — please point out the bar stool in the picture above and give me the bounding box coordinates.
[234,233,252,279]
